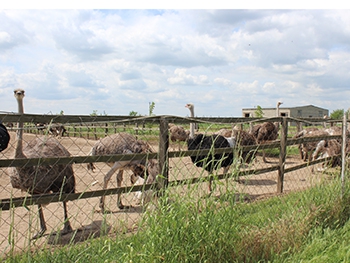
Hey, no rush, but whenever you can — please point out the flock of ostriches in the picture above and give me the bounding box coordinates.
[4,89,347,240]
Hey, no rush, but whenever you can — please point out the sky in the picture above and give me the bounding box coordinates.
[1,6,350,117]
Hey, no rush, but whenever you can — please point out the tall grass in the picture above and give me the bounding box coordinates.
[5,176,350,263]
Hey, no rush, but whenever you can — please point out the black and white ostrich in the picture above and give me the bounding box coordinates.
[87,132,159,213]
[10,89,75,239]
[185,103,235,193]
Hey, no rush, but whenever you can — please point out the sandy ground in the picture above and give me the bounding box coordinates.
[0,131,329,257]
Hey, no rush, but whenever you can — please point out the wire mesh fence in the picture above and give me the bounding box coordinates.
[0,113,348,258]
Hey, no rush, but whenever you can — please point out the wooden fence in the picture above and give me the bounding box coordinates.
[0,113,347,211]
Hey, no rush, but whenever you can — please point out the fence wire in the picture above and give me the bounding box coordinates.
[0,114,348,257]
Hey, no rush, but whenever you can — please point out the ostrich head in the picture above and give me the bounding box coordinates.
[185,103,194,112]
[276,101,283,117]
[14,89,25,113]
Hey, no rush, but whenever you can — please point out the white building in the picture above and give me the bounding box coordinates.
[242,105,329,118]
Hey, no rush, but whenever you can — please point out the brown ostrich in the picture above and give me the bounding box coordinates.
[87,132,159,213]
[311,139,345,171]
[215,128,233,137]
[294,128,329,162]
[293,125,346,163]
[168,123,190,150]
[231,126,257,164]
[9,89,75,239]
[250,101,283,163]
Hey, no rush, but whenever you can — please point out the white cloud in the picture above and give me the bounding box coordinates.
[167,68,209,85]
[1,9,350,116]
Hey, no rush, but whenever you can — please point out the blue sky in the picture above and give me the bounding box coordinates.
[1,8,350,117]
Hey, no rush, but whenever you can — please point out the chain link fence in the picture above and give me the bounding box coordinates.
[0,113,348,257]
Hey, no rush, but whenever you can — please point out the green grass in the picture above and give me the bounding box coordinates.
[5,176,350,263]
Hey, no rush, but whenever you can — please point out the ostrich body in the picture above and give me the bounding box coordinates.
[232,127,257,164]
[168,123,189,150]
[185,103,234,193]
[49,123,67,137]
[0,122,10,152]
[87,132,158,212]
[10,89,75,239]
[293,127,339,162]
[251,101,282,163]
[215,128,233,138]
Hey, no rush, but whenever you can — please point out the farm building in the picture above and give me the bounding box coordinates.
[242,104,329,119]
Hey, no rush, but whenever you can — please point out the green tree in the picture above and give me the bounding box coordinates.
[330,109,344,120]
[255,105,264,118]
[90,110,108,116]
[149,102,155,116]
[129,111,139,116]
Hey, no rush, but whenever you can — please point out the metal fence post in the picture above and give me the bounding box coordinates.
[157,116,169,194]
[277,117,288,193]
[341,112,347,197]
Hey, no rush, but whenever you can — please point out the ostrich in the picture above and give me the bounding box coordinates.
[315,125,350,171]
[49,123,67,137]
[9,89,75,239]
[215,128,233,138]
[168,123,190,150]
[293,126,345,162]
[185,103,235,193]
[250,101,283,163]
[87,132,159,213]
[231,126,257,164]
[35,122,47,134]
[0,121,10,152]
[311,139,345,171]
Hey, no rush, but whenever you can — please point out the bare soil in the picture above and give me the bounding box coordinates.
[0,131,330,257]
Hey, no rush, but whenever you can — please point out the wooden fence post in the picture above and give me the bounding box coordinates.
[157,116,169,195]
[277,117,288,193]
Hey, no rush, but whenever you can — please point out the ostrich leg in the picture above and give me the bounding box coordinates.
[61,201,73,234]
[100,164,120,213]
[116,170,130,209]
[32,204,47,240]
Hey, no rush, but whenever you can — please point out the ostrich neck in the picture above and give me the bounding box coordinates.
[15,98,25,159]
[276,105,280,117]
[189,107,195,139]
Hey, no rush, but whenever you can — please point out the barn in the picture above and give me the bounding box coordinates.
[242,104,329,119]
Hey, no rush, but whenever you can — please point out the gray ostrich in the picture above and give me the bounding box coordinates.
[250,101,283,163]
[87,133,159,213]
[10,89,75,239]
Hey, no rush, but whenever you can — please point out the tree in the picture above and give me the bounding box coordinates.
[129,111,139,116]
[149,102,155,116]
[255,105,264,118]
[330,109,344,120]
[90,110,107,116]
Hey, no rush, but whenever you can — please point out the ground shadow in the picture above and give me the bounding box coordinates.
[46,220,111,245]
[94,205,145,214]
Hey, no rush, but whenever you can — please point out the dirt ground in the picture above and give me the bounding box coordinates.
[0,131,330,257]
